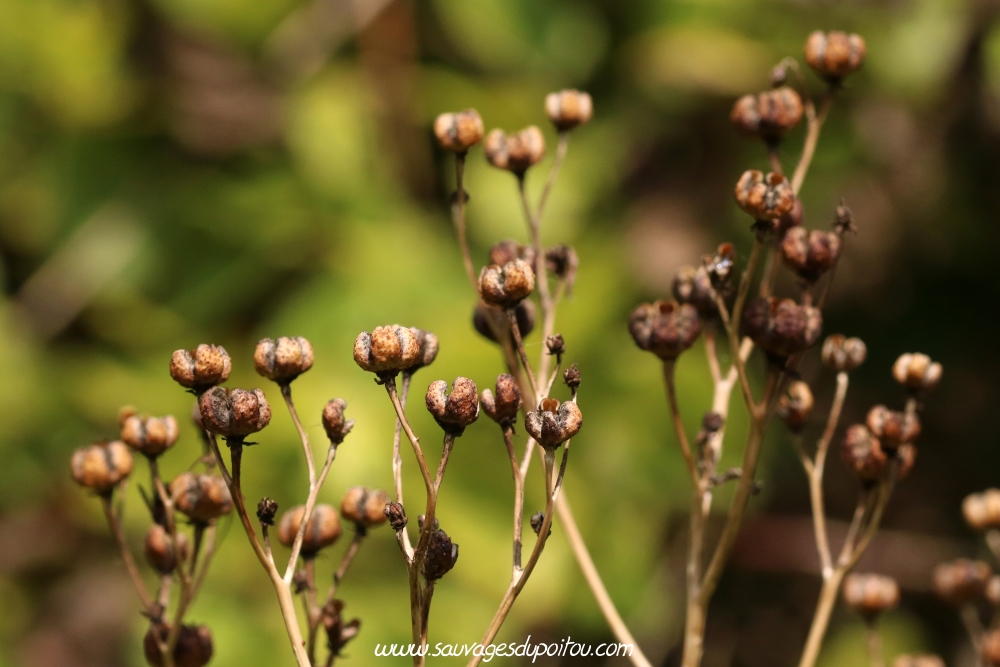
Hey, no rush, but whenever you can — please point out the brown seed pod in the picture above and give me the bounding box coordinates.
[703,242,737,288]
[120,414,179,458]
[384,501,408,530]
[545,245,579,293]
[734,170,795,221]
[842,572,900,618]
[171,472,233,523]
[780,228,841,282]
[804,31,867,82]
[199,387,271,441]
[525,398,583,449]
[892,353,942,392]
[473,300,535,343]
[672,265,718,316]
[144,623,213,667]
[254,336,314,384]
[144,525,189,574]
[933,559,992,606]
[257,497,279,526]
[564,363,581,389]
[489,239,535,268]
[629,300,702,360]
[321,599,361,658]
[894,656,945,667]
[278,504,342,557]
[479,259,535,308]
[433,109,484,153]
[169,344,232,391]
[408,328,439,371]
[353,325,421,375]
[741,297,823,358]
[865,405,921,449]
[777,381,814,432]
[480,374,522,424]
[821,334,867,372]
[321,398,354,445]
[731,87,803,141]
[422,528,459,580]
[70,441,133,495]
[340,487,389,529]
[962,489,1000,532]
[426,377,480,435]
[484,127,545,174]
[841,424,887,482]
[545,90,593,131]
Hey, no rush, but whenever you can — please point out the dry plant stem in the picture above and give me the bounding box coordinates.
[507,308,539,401]
[282,384,316,487]
[285,444,339,581]
[663,360,699,483]
[304,559,321,665]
[100,494,155,613]
[864,621,885,667]
[326,532,366,603]
[791,87,836,195]
[500,424,526,571]
[386,377,434,496]
[392,373,415,556]
[768,145,784,175]
[452,153,478,290]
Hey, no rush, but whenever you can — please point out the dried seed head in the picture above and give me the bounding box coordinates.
[144,525,189,574]
[479,259,535,308]
[804,31,867,82]
[71,441,133,495]
[529,511,551,537]
[171,472,233,523]
[984,631,1000,666]
[734,170,795,221]
[742,297,822,358]
[433,109,484,153]
[933,559,992,606]
[408,328,440,371]
[120,414,179,458]
[257,497,279,526]
[731,87,804,141]
[254,337,314,384]
[321,398,354,445]
[169,344,232,391]
[778,381,814,431]
[841,424,887,482]
[865,405,921,449]
[564,363,581,389]
[422,528,459,580]
[278,504,342,556]
[144,624,213,667]
[353,325,421,376]
[340,487,389,529]
[525,399,583,449]
[704,242,737,289]
[545,245,579,293]
[629,300,702,360]
[546,334,565,357]
[545,90,593,131]
[822,335,867,372]
[198,387,271,440]
[384,501,408,530]
[962,489,1000,532]
[489,239,535,267]
[843,573,900,618]
[426,377,480,435]
[484,127,546,174]
[894,656,945,667]
[892,353,942,392]
[672,265,718,316]
[780,228,841,282]
[321,599,361,658]
[473,301,536,344]
[480,374,522,424]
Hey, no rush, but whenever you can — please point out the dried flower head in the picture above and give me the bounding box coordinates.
[144,624,213,667]
[433,109,484,153]
[426,377,480,435]
[254,336,314,384]
[384,501,408,531]
[199,387,271,441]
[546,334,565,358]
[730,87,804,142]
[892,353,942,392]
[672,265,718,316]
[121,414,179,459]
[704,242,737,289]
[278,504,342,557]
[321,599,361,658]
[629,300,702,360]
[408,328,440,371]
[734,170,795,221]
[962,489,1000,532]
[484,127,545,174]
[530,511,551,537]
[545,90,593,131]
[144,525,189,574]
[479,259,535,308]
[865,405,921,449]
[525,398,583,449]
[71,441,133,495]
[257,497,279,526]
[742,297,822,358]
[489,239,535,267]
[843,573,900,618]
[778,381,814,431]
[321,398,354,445]
[933,558,992,606]
[780,228,841,282]
[423,528,459,580]
[564,363,581,389]
[841,424,887,482]
[340,487,389,530]
[353,325,421,376]
[473,301,535,343]
[171,473,233,523]
[480,374,522,425]
[169,344,231,391]
[822,335,867,372]
[804,31,867,82]
[545,245,579,293]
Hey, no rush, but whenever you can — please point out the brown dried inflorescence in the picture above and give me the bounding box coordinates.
[629,300,702,360]
[962,489,1000,532]
[841,424,887,482]
[804,31,867,82]
[777,381,814,432]
[278,504,342,557]
[408,328,440,371]
[422,528,459,580]
[484,127,545,174]
[480,374,522,425]
[340,487,389,530]
[171,472,233,523]
[426,377,480,435]
[144,524,189,574]
[821,334,867,372]
[473,300,535,343]
[71,441,133,495]
[121,413,179,459]
[479,259,535,308]
[143,623,213,667]
[199,387,272,441]
[321,398,354,445]
[525,398,583,449]
[734,170,795,221]
[730,87,803,142]
[742,297,822,358]
[546,90,593,131]
[780,228,841,282]
[169,344,231,391]
[892,353,943,392]
[865,405,921,449]
[434,109,484,153]
[842,573,900,618]
[672,265,718,316]
[933,558,992,606]
[254,336,315,384]
[353,325,421,376]
[321,599,361,658]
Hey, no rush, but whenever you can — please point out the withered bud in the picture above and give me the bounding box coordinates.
[121,414,179,458]
[545,245,579,293]
[408,328,440,371]
[984,631,1000,666]
[479,260,535,308]
[804,31,867,82]
[525,398,583,449]
[730,87,804,142]
[529,511,551,537]
[278,504,342,557]
[384,502,408,531]
[433,109,484,153]
[169,344,231,391]
[484,127,545,174]
[144,624,213,667]
[629,300,702,360]
[742,297,822,358]
[564,363,581,389]
[257,497,278,526]
[489,239,535,268]
[353,325,421,376]
[423,528,459,580]
[171,473,233,523]
[545,90,593,131]
[841,425,887,482]
[426,377,480,435]
[703,243,737,289]
[480,374,522,424]
[734,170,795,221]
[321,600,361,658]
[962,489,1000,532]
[321,398,354,445]
[340,487,389,530]
[778,381,814,432]
[843,573,900,618]
[144,525,189,574]
[933,559,992,606]
[199,387,271,441]
[822,335,867,372]
[473,301,536,344]
[254,337,314,384]
[894,656,945,667]
[673,265,718,316]
[71,441,133,495]
[865,405,921,449]
[780,228,841,282]
[834,203,854,233]
[546,334,565,357]
[892,353,942,393]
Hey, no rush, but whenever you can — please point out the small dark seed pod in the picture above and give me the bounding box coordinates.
[278,504,342,557]
[564,363,581,389]
[545,245,578,293]
[933,559,992,606]
[892,353,942,392]
[257,497,279,526]
[473,301,536,343]
[741,297,822,358]
[545,90,593,131]
[963,489,1000,532]
[703,242,737,289]
[71,441,134,494]
[144,624,213,667]
[426,377,480,435]
[525,398,583,449]
[254,336,314,384]
[484,127,545,174]
[821,335,867,372]
[777,381,814,432]
[734,170,795,221]
[479,260,535,308]
[422,528,459,580]
[489,239,535,267]
[144,525,189,574]
[672,265,718,316]
[321,599,361,658]
[865,405,921,449]
[780,228,841,282]
[384,501,408,531]
[340,487,389,529]
[169,344,231,391]
[731,87,803,141]
[841,425,887,482]
[843,573,900,618]
[321,398,354,445]
[353,325,421,375]
[804,31,867,82]
[629,300,702,360]
[199,387,271,440]
[480,374,522,424]
[529,511,551,537]
[433,109,484,153]
[171,472,233,523]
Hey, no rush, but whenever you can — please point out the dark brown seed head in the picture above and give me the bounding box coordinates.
[841,425,887,482]
[254,337,314,384]
[257,497,279,526]
[933,558,992,606]
[479,260,535,308]
[734,170,795,221]
[489,239,535,267]
[778,381,814,432]
[433,109,484,153]
[426,377,480,435]
[804,31,867,82]
[564,363,582,389]
[353,325,421,376]
[822,335,867,372]
[169,344,231,391]
[545,245,579,293]
[480,374,522,424]
[865,405,921,449]
[70,441,133,495]
[144,623,213,667]
[484,127,545,174]
[545,90,593,131]
[278,504,342,556]
[741,297,822,358]
[473,300,536,344]
[144,525,189,574]
[171,472,233,523]
[321,398,354,445]
[525,399,583,449]
[546,334,565,357]
[321,599,361,658]
[780,228,841,282]
[198,387,271,440]
[892,353,942,392]
[731,87,803,141]
[629,300,702,360]
[422,528,459,580]
[843,573,900,618]
[672,265,718,315]
[340,487,389,529]
[703,242,737,289]
[384,501,408,531]
[963,489,1000,532]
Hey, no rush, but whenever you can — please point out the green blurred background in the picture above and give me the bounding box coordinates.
[1,0,998,664]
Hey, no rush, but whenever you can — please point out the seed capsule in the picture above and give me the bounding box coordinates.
[545,245,579,293]
[490,239,535,267]
[473,301,535,343]
[628,300,702,360]
[780,228,841,282]
[741,297,822,358]
[433,109,484,153]
[933,558,992,606]
[963,489,1000,532]
[525,398,583,449]
[841,425,887,482]
[545,90,593,131]
[892,353,942,392]
[480,374,522,424]
[777,381,814,432]
[865,405,921,449]
[321,599,361,658]
[408,328,439,371]
[199,387,271,440]
[278,504,342,557]
[734,170,795,221]
[422,528,459,580]
[143,624,213,667]
[564,363,581,389]
[484,127,545,174]
[321,398,354,445]
[254,336,314,384]
[804,31,867,82]
[71,441,133,495]
[384,501,408,530]
[731,87,804,141]
[426,377,480,435]
[169,344,231,391]
[121,414,179,458]
[843,573,900,618]
[353,325,421,376]
[171,472,232,523]
[672,265,718,316]
[479,259,535,308]
[257,497,279,526]
[340,487,389,529]
[821,335,867,372]
[144,525,189,574]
